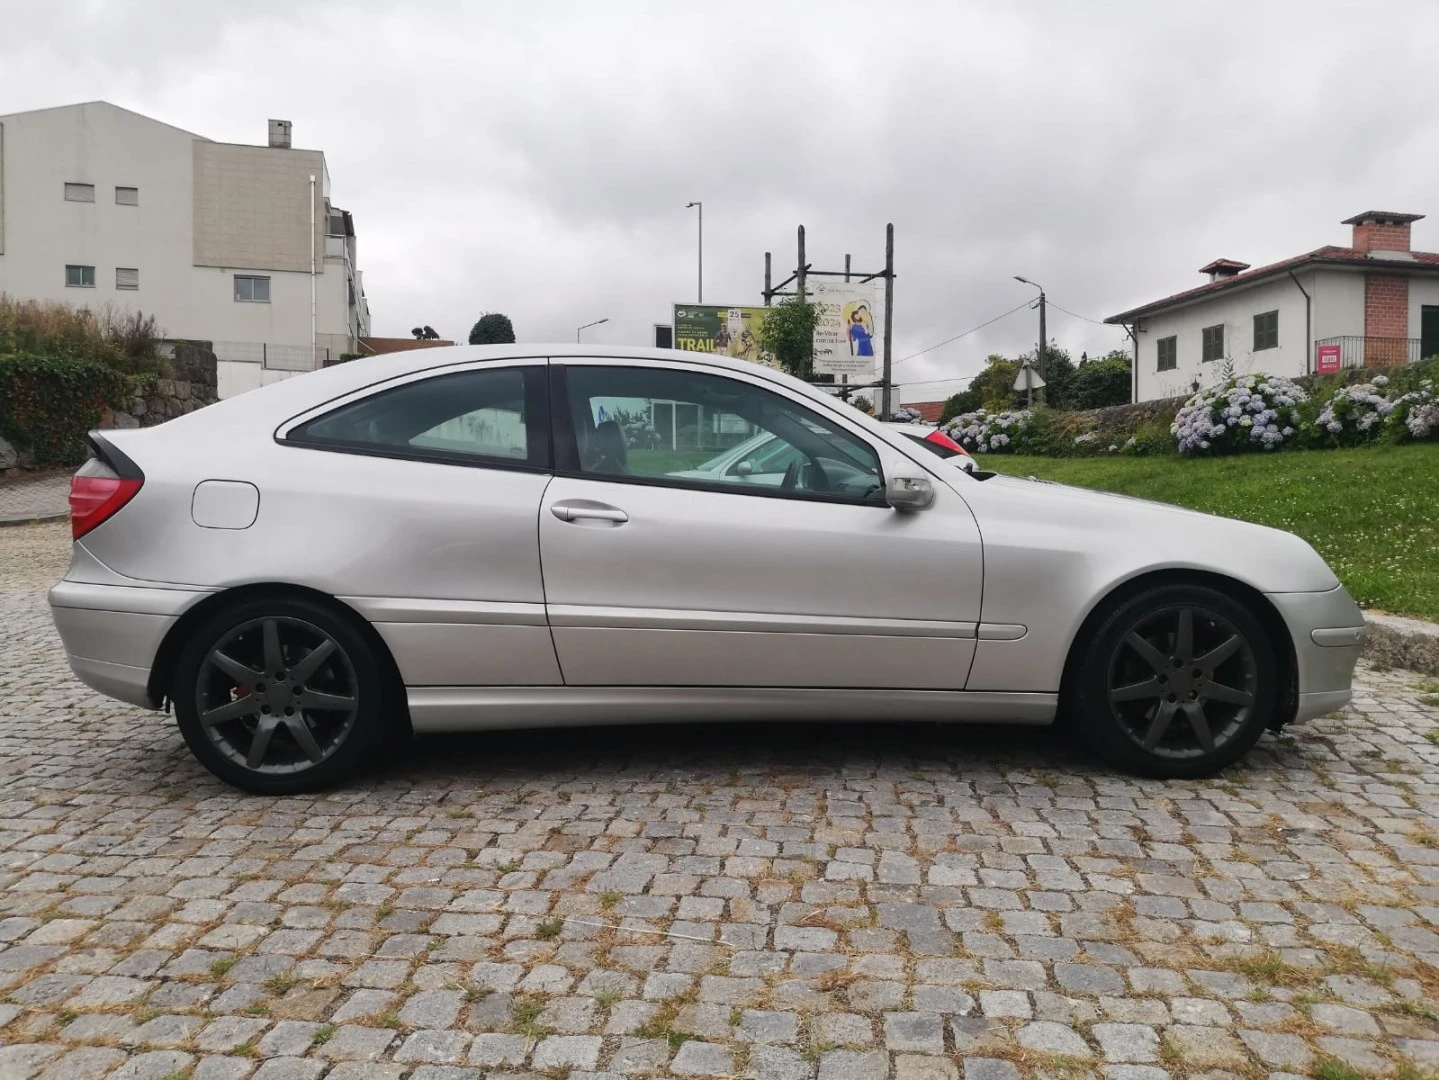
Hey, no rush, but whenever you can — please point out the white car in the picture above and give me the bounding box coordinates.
[880,421,979,473]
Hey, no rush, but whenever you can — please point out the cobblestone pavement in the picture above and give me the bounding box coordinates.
[3,521,1439,1080]
[0,474,70,526]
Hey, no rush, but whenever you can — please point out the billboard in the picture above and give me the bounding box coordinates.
[810,280,880,378]
[672,305,779,369]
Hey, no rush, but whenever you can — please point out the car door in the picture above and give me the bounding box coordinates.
[539,358,984,689]
[276,360,561,687]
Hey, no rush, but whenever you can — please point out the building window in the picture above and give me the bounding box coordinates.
[64,183,95,202]
[234,275,271,303]
[1201,324,1225,363]
[115,186,139,206]
[1156,336,1177,371]
[116,268,139,291]
[1253,310,1278,351]
[65,265,95,288]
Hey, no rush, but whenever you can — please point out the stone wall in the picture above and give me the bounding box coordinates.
[105,341,219,429]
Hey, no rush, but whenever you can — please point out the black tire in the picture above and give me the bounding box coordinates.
[172,594,388,794]
[1073,583,1278,779]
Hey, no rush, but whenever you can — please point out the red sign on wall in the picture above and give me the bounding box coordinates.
[1316,343,1342,374]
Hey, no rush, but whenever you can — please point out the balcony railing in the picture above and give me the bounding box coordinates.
[1315,335,1423,371]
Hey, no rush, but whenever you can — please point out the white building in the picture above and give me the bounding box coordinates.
[0,101,370,397]
[1106,211,1439,402]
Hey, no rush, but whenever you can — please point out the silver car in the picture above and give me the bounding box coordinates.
[50,345,1364,793]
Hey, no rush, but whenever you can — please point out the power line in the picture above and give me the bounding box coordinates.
[891,300,1032,368]
[1046,298,1109,325]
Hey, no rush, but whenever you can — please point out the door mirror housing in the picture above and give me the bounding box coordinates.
[735,461,754,476]
[885,475,934,512]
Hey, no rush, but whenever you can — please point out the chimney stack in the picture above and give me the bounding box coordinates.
[1198,258,1250,283]
[1343,211,1423,255]
[268,119,293,149]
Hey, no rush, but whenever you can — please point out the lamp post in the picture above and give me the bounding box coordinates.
[576,317,609,343]
[686,201,703,302]
[1014,275,1047,403]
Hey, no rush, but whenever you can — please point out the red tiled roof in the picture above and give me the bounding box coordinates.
[1105,246,1439,324]
[906,401,947,423]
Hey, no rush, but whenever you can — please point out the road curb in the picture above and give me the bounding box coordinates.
[0,512,69,528]
[1363,610,1439,677]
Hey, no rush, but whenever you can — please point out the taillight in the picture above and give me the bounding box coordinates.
[70,466,142,539]
[925,429,970,456]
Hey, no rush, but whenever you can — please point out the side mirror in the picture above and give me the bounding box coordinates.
[886,475,934,512]
[735,461,754,476]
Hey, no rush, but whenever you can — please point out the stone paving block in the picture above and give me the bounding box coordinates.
[817,1049,889,1080]
[532,1035,603,1070]
[672,1041,736,1076]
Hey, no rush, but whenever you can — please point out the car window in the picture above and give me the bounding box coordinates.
[559,365,884,503]
[289,366,548,468]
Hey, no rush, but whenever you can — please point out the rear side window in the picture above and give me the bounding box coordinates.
[288,366,549,469]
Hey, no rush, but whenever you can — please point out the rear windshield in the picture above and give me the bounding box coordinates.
[902,431,962,460]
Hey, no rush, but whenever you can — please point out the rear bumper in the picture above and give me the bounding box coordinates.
[49,580,206,709]
[1265,585,1365,724]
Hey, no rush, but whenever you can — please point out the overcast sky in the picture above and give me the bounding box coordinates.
[5,0,1439,400]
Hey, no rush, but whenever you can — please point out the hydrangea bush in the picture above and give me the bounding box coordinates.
[1171,374,1307,454]
[1389,378,1438,440]
[942,408,1034,453]
[883,406,924,424]
[1314,375,1394,444]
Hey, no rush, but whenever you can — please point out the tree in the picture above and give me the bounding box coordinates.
[755,299,820,378]
[850,395,874,415]
[1068,351,1133,409]
[469,313,516,345]
[1018,343,1076,409]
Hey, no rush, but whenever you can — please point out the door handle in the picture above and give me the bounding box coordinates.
[551,501,629,523]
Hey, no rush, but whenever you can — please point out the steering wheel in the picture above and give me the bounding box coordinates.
[780,459,800,490]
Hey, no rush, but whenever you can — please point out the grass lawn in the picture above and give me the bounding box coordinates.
[991,442,1439,622]
[627,449,722,472]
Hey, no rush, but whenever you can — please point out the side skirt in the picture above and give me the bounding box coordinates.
[406,686,1057,734]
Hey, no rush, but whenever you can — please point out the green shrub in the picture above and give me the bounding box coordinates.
[0,353,128,466]
[0,294,165,375]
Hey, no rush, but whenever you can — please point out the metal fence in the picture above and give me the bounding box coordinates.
[210,341,336,372]
[1315,336,1423,370]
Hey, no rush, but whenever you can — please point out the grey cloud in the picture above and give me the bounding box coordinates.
[3,0,1438,397]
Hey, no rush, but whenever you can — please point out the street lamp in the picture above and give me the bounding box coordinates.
[686,201,703,303]
[576,317,609,343]
[1014,275,1047,401]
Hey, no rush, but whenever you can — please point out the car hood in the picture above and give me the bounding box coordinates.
[965,472,1342,594]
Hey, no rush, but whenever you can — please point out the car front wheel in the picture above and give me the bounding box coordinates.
[1074,584,1279,779]
[173,595,387,794]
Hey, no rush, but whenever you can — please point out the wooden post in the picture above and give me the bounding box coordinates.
[881,223,894,416]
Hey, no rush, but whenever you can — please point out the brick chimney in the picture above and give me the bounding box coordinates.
[1343,211,1423,255]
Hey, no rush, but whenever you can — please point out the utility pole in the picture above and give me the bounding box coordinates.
[881,222,895,417]
[1014,275,1046,405]
[686,202,703,302]
[796,225,807,302]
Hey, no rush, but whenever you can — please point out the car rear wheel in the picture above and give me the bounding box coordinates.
[173,595,387,794]
[1074,584,1278,778]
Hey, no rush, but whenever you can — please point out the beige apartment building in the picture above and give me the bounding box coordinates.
[0,101,369,397]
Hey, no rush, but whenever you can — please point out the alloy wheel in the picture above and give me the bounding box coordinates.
[196,616,359,775]
[1106,604,1259,761]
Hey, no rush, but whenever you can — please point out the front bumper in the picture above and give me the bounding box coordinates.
[1266,585,1365,724]
[49,579,208,709]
